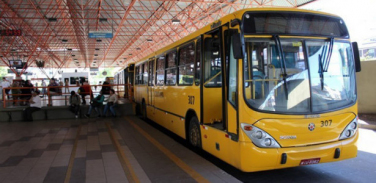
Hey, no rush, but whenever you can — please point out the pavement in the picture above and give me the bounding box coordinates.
[358,114,376,130]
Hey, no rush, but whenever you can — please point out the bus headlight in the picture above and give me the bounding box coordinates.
[339,116,358,140]
[241,123,281,148]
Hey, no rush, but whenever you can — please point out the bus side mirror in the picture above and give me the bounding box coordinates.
[232,32,243,59]
[352,42,361,72]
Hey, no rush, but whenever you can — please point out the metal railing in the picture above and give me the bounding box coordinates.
[2,84,133,108]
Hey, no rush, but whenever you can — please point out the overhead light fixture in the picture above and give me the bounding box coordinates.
[147,39,153,42]
[129,54,132,56]
[95,48,100,50]
[99,18,108,22]
[48,18,57,22]
[94,54,98,56]
[136,48,141,50]
[172,19,180,24]
[62,39,68,43]
[123,58,127,60]
[67,48,72,51]
[71,55,75,57]
[96,39,102,42]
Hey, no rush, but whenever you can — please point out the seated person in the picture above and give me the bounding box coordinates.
[103,89,118,117]
[23,90,41,122]
[78,82,93,105]
[84,90,105,118]
[69,91,80,118]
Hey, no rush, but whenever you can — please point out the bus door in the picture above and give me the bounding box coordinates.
[201,25,233,162]
[224,29,240,141]
[148,58,155,119]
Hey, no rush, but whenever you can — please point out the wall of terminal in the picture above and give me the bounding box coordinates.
[356,60,376,113]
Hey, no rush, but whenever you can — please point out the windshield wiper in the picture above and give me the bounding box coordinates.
[318,37,334,90]
[273,35,288,100]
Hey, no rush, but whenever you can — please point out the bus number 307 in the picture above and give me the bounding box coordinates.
[188,96,195,105]
[321,120,332,127]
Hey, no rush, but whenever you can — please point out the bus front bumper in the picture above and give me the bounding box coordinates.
[238,132,358,172]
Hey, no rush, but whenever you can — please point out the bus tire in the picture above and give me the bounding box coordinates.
[142,101,147,120]
[188,116,201,148]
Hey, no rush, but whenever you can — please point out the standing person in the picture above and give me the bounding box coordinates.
[47,78,59,106]
[69,91,80,118]
[64,78,69,93]
[21,80,34,106]
[41,80,46,96]
[23,90,41,122]
[1,77,11,100]
[11,81,21,105]
[101,77,111,95]
[85,90,104,118]
[103,89,118,117]
[94,82,97,91]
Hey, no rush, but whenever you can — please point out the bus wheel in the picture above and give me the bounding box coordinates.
[189,116,201,148]
[142,102,147,120]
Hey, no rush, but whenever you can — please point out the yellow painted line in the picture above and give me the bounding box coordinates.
[105,122,140,183]
[64,125,81,183]
[125,116,210,183]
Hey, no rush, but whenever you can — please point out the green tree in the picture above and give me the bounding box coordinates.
[0,67,9,78]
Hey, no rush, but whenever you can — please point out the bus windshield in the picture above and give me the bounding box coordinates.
[243,38,356,113]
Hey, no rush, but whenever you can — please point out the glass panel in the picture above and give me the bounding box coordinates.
[148,60,154,86]
[244,39,310,113]
[178,65,194,85]
[204,37,222,87]
[167,51,177,68]
[166,68,177,85]
[143,63,148,85]
[156,56,165,86]
[195,39,201,85]
[228,36,237,106]
[243,12,349,37]
[307,41,356,112]
[179,43,195,85]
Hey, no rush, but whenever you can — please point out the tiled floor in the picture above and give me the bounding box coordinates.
[0,116,240,183]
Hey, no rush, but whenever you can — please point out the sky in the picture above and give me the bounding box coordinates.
[302,0,376,46]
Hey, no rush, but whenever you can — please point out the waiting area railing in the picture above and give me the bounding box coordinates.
[1,84,133,108]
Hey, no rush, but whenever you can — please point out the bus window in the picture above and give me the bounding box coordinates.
[156,56,165,86]
[195,39,201,85]
[135,66,140,85]
[149,59,154,86]
[143,62,148,85]
[166,51,177,85]
[178,42,195,85]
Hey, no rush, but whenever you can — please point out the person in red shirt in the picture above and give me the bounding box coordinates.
[78,81,93,105]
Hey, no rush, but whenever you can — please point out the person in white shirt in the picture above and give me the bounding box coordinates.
[23,90,42,121]
[1,77,11,99]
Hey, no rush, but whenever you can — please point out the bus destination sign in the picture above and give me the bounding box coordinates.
[0,29,22,36]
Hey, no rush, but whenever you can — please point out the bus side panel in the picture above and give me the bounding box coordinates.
[201,126,241,167]
[135,85,147,104]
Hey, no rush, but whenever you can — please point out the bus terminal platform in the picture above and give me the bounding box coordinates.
[0,100,240,183]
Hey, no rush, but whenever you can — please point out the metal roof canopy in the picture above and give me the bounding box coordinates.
[0,0,316,75]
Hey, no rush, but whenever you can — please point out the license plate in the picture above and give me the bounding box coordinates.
[300,158,320,166]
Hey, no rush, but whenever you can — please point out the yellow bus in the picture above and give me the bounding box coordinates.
[133,8,361,172]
